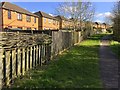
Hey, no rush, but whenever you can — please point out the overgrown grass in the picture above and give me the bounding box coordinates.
[12,34,105,88]
[110,40,120,59]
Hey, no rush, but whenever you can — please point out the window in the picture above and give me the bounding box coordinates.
[51,19,53,23]
[8,10,11,19]
[44,18,46,23]
[34,17,36,23]
[26,15,31,22]
[27,27,31,30]
[8,26,12,28]
[17,13,22,21]
[56,21,58,25]
[17,27,22,30]
[53,20,55,25]
[49,19,51,23]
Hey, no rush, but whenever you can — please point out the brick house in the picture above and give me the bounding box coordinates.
[93,22,99,29]
[34,11,59,30]
[55,15,73,30]
[0,2,38,31]
[101,23,107,29]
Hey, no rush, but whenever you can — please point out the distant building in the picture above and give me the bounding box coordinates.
[93,22,99,29]
[101,23,107,33]
[34,11,59,30]
[55,15,73,30]
[101,23,107,29]
[0,2,38,31]
[93,22,112,33]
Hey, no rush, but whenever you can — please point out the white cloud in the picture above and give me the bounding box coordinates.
[32,11,35,13]
[96,13,104,17]
[94,19,103,23]
[49,13,55,16]
[24,8,27,10]
[96,12,113,18]
[104,12,113,18]
[94,12,114,24]
[68,16,72,19]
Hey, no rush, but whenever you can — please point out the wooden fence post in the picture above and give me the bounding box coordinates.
[28,47,30,69]
[26,47,29,71]
[30,47,32,69]
[39,45,42,66]
[47,44,51,61]
[2,50,6,86]
[36,45,38,66]
[32,46,34,67]
[17,48,21,76]
[34,45,37,67]
[22,48,25,75]
[10,50,12,84]
[37,45,39,65]
[0,45,3,89]
[12,49,16,79]
[15,49,18,76]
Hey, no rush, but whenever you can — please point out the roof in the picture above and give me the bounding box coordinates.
[94,22,100,25]
[34,11,58,20]
[102,23,106,25]
[55,15,73,22]
[1,2,38,17]
[55,15,68,21]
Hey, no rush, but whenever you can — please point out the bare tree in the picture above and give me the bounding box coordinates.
[56,1,95,30]
[104,16,113,25]
[112,1,120,41]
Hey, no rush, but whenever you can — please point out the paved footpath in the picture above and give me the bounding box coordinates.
[99,35,119,88]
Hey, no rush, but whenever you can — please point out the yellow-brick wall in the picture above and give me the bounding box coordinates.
[61,20,71,29]
[101,24,106,29]
[2,9,38,30]
[93,24,98,28]
[0,7,3,31]
[42,17,59,30]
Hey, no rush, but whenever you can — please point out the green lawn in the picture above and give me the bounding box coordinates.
[110,40,120,58]
[12,34,105,88]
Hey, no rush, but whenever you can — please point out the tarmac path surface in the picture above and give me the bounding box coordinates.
[99,35,119,88]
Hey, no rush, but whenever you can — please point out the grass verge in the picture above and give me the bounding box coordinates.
[11,34,104,88]
[110,40,120,59]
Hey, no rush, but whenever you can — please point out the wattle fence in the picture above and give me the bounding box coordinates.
[0,29,93,88]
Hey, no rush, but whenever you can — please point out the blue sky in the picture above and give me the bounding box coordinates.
[92,2,115,23]
[12,2,115,23]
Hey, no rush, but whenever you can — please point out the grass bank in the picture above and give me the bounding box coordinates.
[12,34,105,88]
[110,40,120,59]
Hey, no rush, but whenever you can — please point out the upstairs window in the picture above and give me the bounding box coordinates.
[55,21,57,25]
[27,27,31,30]
[8,26,12,28]
[17,13,22,21]
[8,10,11,19]
[57,21,59,25]
[17,27,22,30]
[44,18,46,23]
[26,15,31,22]
[49,19,51,23]
[34,17,36,23]
[53,20,55,25]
